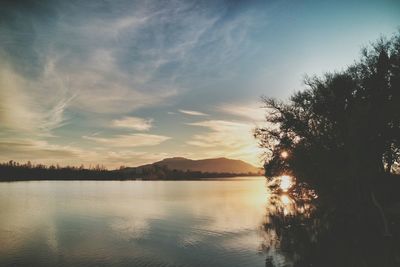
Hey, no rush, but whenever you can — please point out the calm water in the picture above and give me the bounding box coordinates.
[0,177,272,267]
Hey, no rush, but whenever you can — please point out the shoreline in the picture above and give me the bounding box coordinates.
[0,175,264,182]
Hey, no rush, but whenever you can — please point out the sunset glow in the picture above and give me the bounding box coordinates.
[280,151,289,159]
[279,175,294,192]
[0,0,398,169]
[1,1,399,266]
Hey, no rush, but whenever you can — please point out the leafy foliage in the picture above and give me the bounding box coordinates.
[256,33,400,192]
[257,32,400,267]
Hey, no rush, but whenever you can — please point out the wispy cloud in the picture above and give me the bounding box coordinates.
[39,95,76,136]
[83,133,170,147]
[0,0,262,167]
[0,137,175,168]
[217,102,265,122]
[187,120,250,148]
[112,116,153,131]
[0,64,73,136]
[186,120,264,166]
[179,109,209,116]
[0,139,81,160]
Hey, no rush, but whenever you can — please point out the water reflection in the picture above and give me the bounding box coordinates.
[2,177,395,267]
[265,175,317,215]
[0,178,268,267]
[251,175,319,266]
[277,175,293,192]
[261,175,399,267]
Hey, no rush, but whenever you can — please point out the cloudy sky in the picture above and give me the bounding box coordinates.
[0,0,399,168]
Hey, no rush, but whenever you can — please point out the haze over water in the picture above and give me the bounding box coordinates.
[0,177,273,267]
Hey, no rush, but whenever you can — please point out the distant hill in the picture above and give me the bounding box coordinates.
[0,158,262,181]
[132,157,261,174]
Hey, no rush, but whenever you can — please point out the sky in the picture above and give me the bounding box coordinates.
[0,0,399,168]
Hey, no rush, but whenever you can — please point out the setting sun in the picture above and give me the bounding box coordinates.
[280,151,289,159]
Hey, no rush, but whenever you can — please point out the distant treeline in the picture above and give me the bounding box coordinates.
[0,161,260,181]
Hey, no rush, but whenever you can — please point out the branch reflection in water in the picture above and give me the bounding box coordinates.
[261,175,320,267]
[260,175,399,267]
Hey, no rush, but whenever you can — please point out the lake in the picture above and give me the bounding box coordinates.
[0,177,275,267]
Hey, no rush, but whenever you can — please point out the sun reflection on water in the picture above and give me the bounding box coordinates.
[279,175,293,192]
[280,194,291,205]
[263,176,319,266]
[266,175,318,217]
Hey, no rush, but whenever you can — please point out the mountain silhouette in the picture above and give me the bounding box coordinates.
[132,157,261,174]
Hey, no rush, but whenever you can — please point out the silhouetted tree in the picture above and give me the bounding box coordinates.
[256,32,400,266]
[256,32,400,194]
